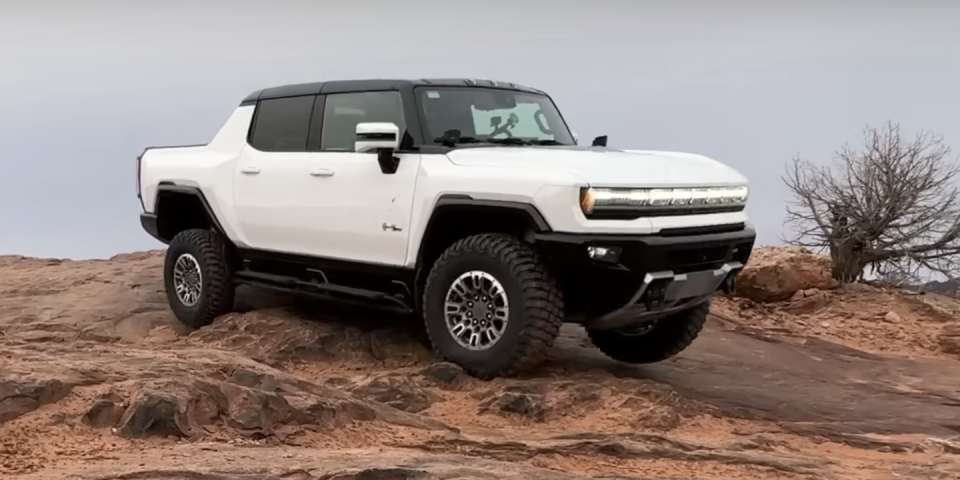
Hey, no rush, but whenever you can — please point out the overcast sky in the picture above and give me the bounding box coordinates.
[1,0,958,259]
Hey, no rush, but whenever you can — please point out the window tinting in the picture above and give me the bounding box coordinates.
[321,91,405,151]
[249,96,315,152]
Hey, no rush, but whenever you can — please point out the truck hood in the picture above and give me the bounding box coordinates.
[444,146,747,187]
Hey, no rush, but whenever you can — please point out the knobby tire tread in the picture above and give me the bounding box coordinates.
[167,229,234,328]
[423,233,564,379]
[587,301,709,364]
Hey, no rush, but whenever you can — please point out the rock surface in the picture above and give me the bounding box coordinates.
[735,246,837,302]
[1,248,960,479]
[940,323,960,355]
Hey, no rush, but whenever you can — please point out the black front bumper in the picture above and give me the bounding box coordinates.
[534,223,756,329]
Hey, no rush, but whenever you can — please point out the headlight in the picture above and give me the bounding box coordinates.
[580,185,749,218]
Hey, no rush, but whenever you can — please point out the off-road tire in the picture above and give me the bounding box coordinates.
[586,301,710,364]
[163,229,235,328]
[422,233,564,379]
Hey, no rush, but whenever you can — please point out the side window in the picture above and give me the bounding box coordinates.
[320,91,405,151]
[249,96,315,152]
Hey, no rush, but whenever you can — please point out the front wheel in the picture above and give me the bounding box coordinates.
[422,233,564,379]
[163,229,236,328]
[587,301,710,364]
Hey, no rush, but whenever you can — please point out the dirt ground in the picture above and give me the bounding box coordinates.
[2,247,960,480]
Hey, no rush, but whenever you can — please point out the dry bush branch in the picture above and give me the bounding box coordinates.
[782,121,960,282]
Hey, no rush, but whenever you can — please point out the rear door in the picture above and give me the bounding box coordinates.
[233,95,316,252]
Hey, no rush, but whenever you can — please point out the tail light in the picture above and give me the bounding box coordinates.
[136,153,144,210]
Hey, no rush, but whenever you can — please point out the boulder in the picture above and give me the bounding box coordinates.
[735,247,837,302]
[0,373,74,424]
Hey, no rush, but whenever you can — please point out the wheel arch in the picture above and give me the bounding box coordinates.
[412,194,552,305]
[153,183,229,243]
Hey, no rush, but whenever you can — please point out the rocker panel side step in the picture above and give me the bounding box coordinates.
[234,269,414,314]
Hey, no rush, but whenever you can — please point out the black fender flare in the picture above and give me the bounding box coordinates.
[153,183,228,237]
[410,194,552,305]
[414,193,552,266]
[411,194,553,306]
[431,194,551,229]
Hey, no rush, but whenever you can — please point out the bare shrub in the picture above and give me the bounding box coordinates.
[783,122,960,283]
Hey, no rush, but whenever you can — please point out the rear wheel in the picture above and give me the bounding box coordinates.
[163,229,235,328]
[587,301,710,364]
[422,233,564,379]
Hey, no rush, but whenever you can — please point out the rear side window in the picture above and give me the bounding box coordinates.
[249,96,315,152]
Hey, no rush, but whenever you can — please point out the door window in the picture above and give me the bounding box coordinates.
[320,91,405,151]
[248,95,315,152]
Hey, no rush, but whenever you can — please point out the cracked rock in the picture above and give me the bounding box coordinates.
[351,377,436,413]
[81,392,126,428]
[0,373,73,424]
[419,362,468,390]
[482,391,545,420]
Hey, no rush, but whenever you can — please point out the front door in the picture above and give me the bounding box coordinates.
[298,91,420,266]
[300,151,420,266]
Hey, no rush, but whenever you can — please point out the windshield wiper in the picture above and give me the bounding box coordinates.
[486,137,533,146]
[433,135,559,147]
[434,135,487,147]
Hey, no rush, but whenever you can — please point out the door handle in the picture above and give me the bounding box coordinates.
[309,168,335,177]
[240,166,261,175]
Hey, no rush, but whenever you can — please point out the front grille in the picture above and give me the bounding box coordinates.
[665,245,732,273]
[659,222,745,237]
[618,239,752,274]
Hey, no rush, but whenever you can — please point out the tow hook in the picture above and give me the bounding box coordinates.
[720,274,737,294]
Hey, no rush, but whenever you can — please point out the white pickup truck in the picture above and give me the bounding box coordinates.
[137,78,755,378]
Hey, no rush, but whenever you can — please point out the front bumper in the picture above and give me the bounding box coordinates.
[534,223,755,329]
[587,260,741,329]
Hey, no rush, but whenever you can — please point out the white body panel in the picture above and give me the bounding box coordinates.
[139,106,752,269]
[232,146,309,253]
[298,151,420,266]
[443,147,747,188]
[139,105,256,247]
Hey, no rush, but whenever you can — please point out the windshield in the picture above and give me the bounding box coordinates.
[415,87,575,146]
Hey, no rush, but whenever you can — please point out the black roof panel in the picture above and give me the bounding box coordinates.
[239,78,545,106]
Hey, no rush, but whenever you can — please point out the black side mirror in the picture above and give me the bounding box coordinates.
[591,135,608,147]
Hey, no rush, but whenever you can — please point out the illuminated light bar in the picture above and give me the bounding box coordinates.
[580,186,749,216]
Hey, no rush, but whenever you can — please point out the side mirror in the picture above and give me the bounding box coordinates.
[355,122,400,153]
[591,135,608,147]
[356,122,401,174]
[572,132,579,145]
